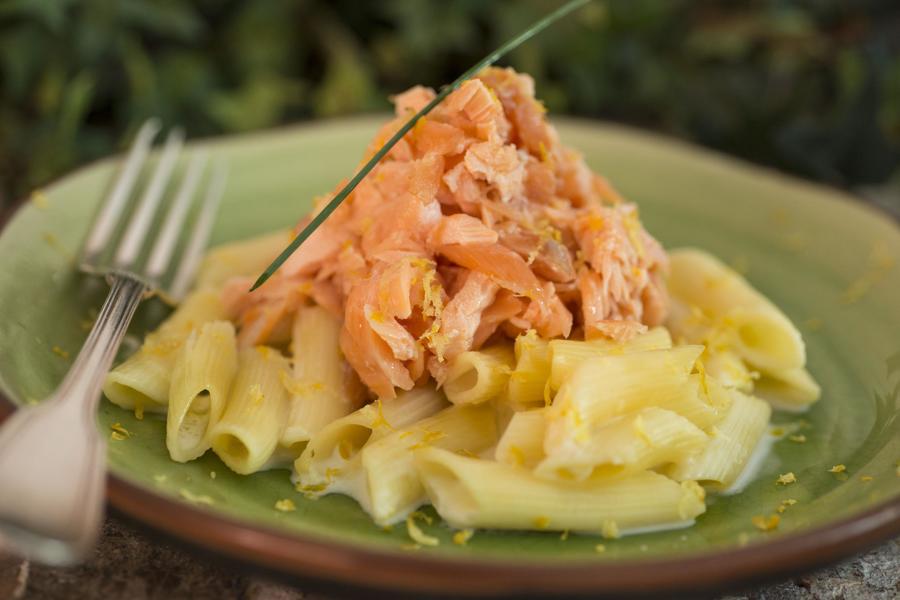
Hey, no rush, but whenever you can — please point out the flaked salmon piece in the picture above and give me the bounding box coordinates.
[439,79,510,141]
[524,156,557,203]
[414,119,470,156]
[361,194,440,259]
[496,222,575,283]
[438,271,499,360]
[281,221,350,278]
[365,304,418,362]
[520,281,573,339]
[393,85,436,116]
[442,161,486,216]
[438,241,541,298]
[309,279,344,319]
[464,140,524,203]
[641,271,669,327]
[363,117,414,163]
[555,148,598,207]
[429,213,498,248]
[472,290,526,348]
[476,67,556,156]
[341,280,414,399]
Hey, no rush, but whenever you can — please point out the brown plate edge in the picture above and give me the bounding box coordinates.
[1,119,899,597]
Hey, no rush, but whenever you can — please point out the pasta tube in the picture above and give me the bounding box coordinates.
[281,306,363,448]
[506,331,551,409]
[361,404,497,525]
[293,386,447,509]
[546,346,705,453]
[195,229,292,289]
[416,448,706,534]
[495,409,547,468]
[667,387,771,489]
[753,367,821,411]
[210,346,290,474]
[535,407,708,482]
[103,289,225,414]
[548,327,672,390]
[443,345,514,406]
[166,321,238,462]
[668,248,805,372]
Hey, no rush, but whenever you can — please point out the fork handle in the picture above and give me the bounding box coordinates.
[0,274,146,564]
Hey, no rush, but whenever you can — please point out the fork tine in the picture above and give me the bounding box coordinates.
[113,128,185,269]
[82,119,161,267]
[168,162,227,301]
[144,150,209,284]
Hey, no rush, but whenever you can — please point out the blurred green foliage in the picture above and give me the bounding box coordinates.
[1,0,898,208]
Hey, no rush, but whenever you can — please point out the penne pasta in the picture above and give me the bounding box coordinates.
[361,404,497,526]
[701,347,756,393]
[443,345,515,406]
[495,408,547,468]
[667,248,805,372]
[166,321,238,462]
[753,367,821,411]
[548,327,672,390]
[506,331,551,409]
[210,346,291,474]
[416,447,706,534]
[545,346,705,453]
[667,387,771,489]
[195,229,293,289]
[293,386,448,510]
[281,306,363,449]
[103,289,225,415]
[535,407,708,482]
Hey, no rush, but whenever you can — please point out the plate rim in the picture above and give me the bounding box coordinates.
[1,117,899,597]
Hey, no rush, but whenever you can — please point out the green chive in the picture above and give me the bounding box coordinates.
[250,0,590,291]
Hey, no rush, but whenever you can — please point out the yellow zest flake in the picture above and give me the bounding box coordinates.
[533,516,550,530]
[770,427,785,437]
[209,471,217,480]
[31,190,49,208]
[828,464,846,474]
[594,544,606,553]
[248,384,265,406]
[179,489,214,506]
[695,359,710,398]
[751,514,780,532]
[368,309,386,324]
[153,474,167,484]
[295,481,327,496]
[51,345,70,360]
[860,475,873,482]
[452,529,474,546]
[456,448,478,459]
[586,214,605,231]
[275,498,297,512]
[559,529,570,541]
[622,208,645,258]
[324,467,343,482]
[406,512,439,547]
[110,422,130,441]
[777,498,798,514]
[776,472,797,485]
[537,141,551,164]
[133,403,145,421]
[407,430,447,451]
[601,519,620,539]
[788,434,807,443]
[371,399,394,431]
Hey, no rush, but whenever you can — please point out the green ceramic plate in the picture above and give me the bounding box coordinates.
[1,118,898,597]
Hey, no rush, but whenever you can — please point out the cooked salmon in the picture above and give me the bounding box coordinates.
[223,67,669,399]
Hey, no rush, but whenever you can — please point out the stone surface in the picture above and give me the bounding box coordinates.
[0,516,896,600]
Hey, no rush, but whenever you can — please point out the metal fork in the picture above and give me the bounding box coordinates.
[0,119,226,565]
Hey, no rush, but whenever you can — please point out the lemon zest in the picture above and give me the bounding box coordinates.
[406,512,439,547]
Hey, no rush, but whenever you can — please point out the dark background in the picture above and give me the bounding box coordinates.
[1,0,899,209]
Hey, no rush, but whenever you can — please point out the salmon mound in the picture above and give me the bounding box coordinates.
[224,67,669,399]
